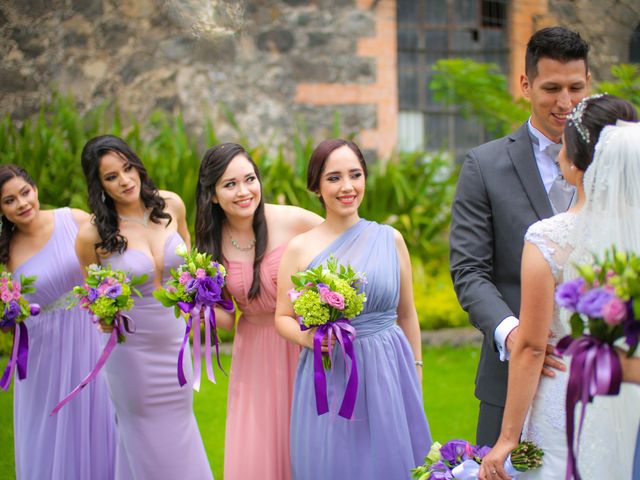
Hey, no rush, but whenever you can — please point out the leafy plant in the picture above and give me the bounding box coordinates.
[597,64,640,109]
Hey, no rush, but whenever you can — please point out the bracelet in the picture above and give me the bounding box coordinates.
[414,360,423,367]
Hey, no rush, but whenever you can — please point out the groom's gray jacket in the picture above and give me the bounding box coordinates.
[450,123,555,406]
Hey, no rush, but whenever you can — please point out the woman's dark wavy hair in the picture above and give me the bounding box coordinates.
[80,135,171,254]
[307,139,368,205]
[196,143,267,299]
[565,94,638,171]
[0,165,36,264]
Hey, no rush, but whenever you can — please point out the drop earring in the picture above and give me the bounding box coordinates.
[101,191,106,203]
[0,216,3,235]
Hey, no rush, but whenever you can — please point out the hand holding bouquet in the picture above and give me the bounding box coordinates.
[288,255,366,419]
[554,247,640,477]
[0,268,40,390]
[154,244,234,390]
[51,264,145,414]
[412,439,543,479]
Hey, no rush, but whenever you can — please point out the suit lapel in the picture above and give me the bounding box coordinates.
[508,124,554,220]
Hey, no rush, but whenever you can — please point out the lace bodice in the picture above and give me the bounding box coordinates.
[521,211,640,479]
[524,212,580,343]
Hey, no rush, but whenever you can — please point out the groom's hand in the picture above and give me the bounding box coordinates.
[506,327,566,377]
[542,342,566,378]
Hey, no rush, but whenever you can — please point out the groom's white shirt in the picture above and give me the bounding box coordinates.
[494,119,562,361]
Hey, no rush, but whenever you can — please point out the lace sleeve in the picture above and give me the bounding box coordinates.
[524,214,578,283]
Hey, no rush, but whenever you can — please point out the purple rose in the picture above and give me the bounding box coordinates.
[195,276,222,305]
[30,304,41,316]
[105,284,122,299]
[576,288,615,318]
[555,278,586,310]
[87,288,100,302]
[472,444,491,460]
[428,461,454,480]
[3,300,21,322]
[440,439,473,465]
[602,297,628,325]
[185,278,199,294]
[214,272,225,287]
[319,288,345,310]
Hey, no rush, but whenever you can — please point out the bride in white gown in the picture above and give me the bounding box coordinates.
[479,94,640,480]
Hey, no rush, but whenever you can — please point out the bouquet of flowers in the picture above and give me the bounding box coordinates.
[0,268,40,391]
[554,247,640,477]
[288,255,366,419]
[51,264,145,414]
[154,244,234,390]
[411,439,543,479]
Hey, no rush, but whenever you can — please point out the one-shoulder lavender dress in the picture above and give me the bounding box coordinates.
[290,219,431,479]
[14,208,116,479]
[103,231,212,480]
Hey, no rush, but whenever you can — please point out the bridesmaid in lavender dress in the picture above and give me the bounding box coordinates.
[275,140,431,479]
[76,135,212,479]
[0,165,116,479]
[195,143,322,480]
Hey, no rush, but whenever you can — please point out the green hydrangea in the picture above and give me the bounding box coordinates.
[91,296,118,323]
[333,278,366,319]
[294,290,330,326]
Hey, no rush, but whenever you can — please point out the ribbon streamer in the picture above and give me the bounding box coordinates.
[0,322,29,391]
[177,299,234,390]
[50,313,134,415]
[555,335,622,480]
[311,319,358,419]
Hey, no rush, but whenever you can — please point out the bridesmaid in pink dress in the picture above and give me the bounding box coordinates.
[76,135,213,479]
[195,143,322,480]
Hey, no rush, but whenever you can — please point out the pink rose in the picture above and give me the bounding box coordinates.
[319,288,345,310]
[167,285,177,294]
[602,297,628,325]
[179,272,192,285]
[1,290,12,302]
[288,288,302,303]
[196,268,206,279]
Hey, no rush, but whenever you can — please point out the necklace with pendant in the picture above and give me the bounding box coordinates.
[119,209,151,228]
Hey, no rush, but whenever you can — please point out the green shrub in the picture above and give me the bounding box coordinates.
[413,260,468,330]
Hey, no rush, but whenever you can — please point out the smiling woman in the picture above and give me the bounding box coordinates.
[76,134,213,479]
[274,139,432,479]
[0,164,116,479]
[194,143,323,480]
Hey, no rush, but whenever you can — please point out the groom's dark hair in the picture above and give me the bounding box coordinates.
[525,27,589,79]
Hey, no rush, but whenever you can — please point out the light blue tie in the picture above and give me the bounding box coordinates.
[545,143,575,213]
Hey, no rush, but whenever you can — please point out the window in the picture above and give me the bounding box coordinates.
[397,0,509,160]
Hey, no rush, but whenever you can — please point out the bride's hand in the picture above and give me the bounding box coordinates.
[478,439,515,480]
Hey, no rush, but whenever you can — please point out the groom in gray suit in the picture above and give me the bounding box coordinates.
[450,27,590,446]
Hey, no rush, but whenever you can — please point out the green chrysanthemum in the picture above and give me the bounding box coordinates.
[333,278,366,319]
[294,290,330,326]
[91,296,117,323]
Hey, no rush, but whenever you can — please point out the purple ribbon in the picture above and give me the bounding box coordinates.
[177,299,234,390]
[0,322,29,391]
[556,335,622,480]
[311,319,358,419]
[50,313,134,415]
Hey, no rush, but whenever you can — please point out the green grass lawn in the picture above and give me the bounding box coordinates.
[0,345,479,479]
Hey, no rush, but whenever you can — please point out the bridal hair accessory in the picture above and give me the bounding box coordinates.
[567,93,605,145]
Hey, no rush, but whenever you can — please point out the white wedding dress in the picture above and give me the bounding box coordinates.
[520,211,640,479]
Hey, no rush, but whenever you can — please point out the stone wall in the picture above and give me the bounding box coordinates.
[549,0,640,81]
[0,0,380,156]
